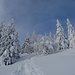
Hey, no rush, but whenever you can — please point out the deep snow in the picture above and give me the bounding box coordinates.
[34,49,75,75]
[0,49,75,75]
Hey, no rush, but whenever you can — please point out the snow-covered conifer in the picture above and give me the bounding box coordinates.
[31,31,37,43]
[67,18,75,48]
[48,32,54,53]
[55,19,66,50]
[0,21,5,56]
[22,33,34,54]
[2,19,20,65]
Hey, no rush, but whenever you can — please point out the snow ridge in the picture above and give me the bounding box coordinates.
[10,58,44,75]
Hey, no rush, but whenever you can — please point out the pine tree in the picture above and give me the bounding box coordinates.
[2,19,20,65]
[67,18,75,48]
[55,19,66,50]
[39,33,54,55]
[31,31,37,43]
[22,33,34,54]
[38,35,46,54]
[48,32,54,53]
[0,21,6,56]
[31,31,41,53]
[64,34,69,49]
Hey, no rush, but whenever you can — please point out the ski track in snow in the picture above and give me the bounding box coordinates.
[10,58,44,75]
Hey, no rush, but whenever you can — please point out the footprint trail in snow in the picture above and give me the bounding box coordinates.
[10,58,44,75]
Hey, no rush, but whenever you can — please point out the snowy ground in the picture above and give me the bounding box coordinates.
[0,53,36,75]
[10,59,44,75]
[0,49,75,75]
[34,49,75,75]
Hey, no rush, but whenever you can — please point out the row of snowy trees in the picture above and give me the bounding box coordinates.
[0,18,75,65]
[21,19,71,55]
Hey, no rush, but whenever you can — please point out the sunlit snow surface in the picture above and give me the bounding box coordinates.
[0,49,75,75]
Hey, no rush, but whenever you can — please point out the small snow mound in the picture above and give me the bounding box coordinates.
[10,59,44,75]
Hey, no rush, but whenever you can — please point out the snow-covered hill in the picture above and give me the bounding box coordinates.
[0,49,75,75]
[34,49,75,75]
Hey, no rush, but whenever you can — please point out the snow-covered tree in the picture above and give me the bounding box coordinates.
[64,35,69,49]
[67,18,75,48]
[37,35,46,54]
[31,31,37,43]
[48,32,54,53]
[55,19,68,50]
[30,31,38,53]
[2,19,20,65]
[21,33,34,54]
[37,33,54,55]
[0,21,6,56]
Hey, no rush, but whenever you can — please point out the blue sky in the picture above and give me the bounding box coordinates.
[0,0,75,43]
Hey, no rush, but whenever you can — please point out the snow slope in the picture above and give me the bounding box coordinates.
[0,49,75,75]
[0,53,36,75]
[10,59,44,75]
[34,49,75,75]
